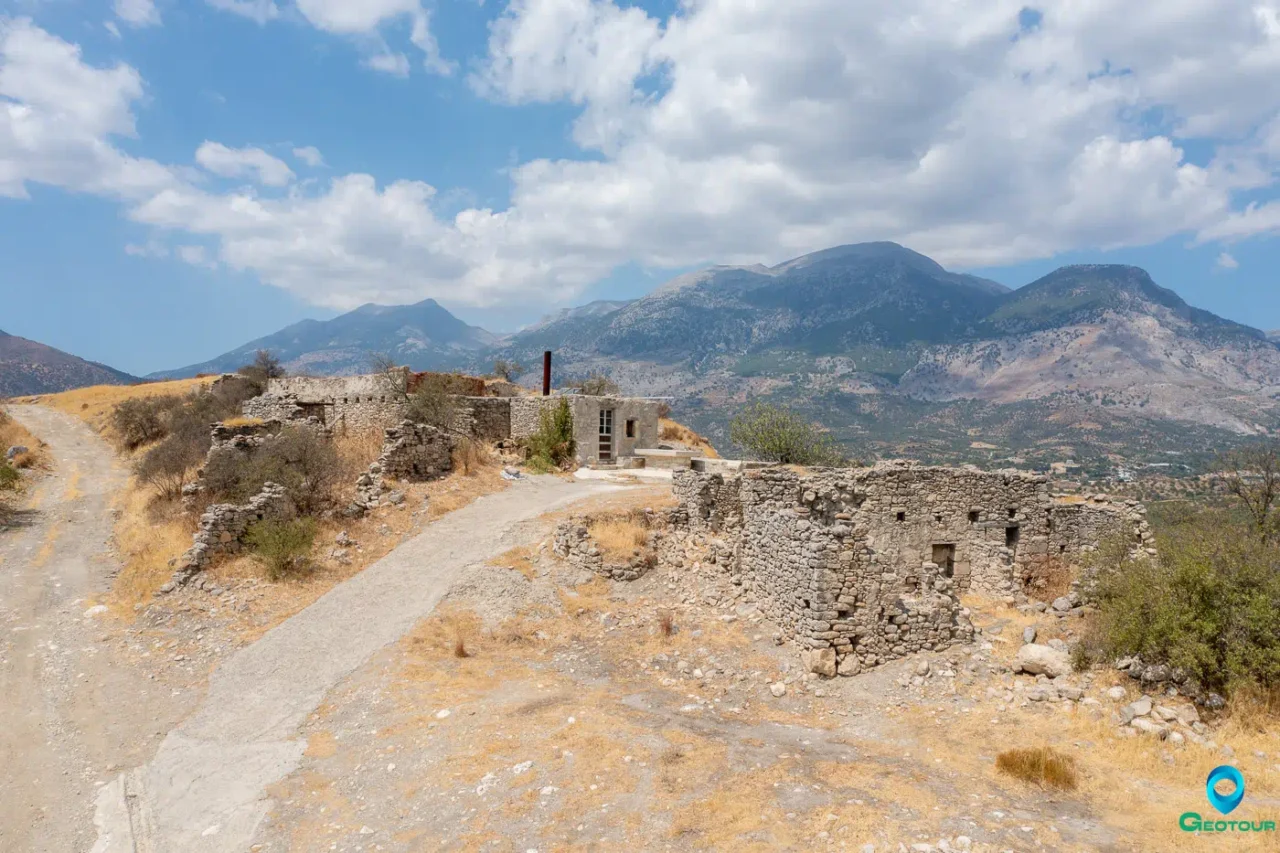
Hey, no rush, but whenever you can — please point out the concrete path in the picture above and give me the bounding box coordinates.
[90,474,623,853]
[0,406,188,853]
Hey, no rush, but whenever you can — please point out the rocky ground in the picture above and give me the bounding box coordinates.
[248,495,1280,853]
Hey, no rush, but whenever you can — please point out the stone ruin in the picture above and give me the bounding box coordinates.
[553,510,665,581]
[347,421,455,517]
[585,462,1151,677]
[165,482,294,591]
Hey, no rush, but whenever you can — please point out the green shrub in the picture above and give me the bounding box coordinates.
[526,398,576,470]
[1087,510,1280,696]
[237,350,286,396]
[728,401,850,466]
[245,517,316,581]
[573,373,621,396]
[0,460,18,491]
[202,425,342,514]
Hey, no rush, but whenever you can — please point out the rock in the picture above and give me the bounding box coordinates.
[837,657,861,677]
[915,659,931,677]
[1167,731,1186,746]
[5,445,28,461]
[1022,626,1037,644]
[1013,644,1072,678]
[1205,693,1226,711]
[1119,696,1153,724]
[1105,686,1127,702]
[1130,718,1166,737]
[769,682,787,698]
[1221,744,1235,759]
[1051,596,1073,612]
[387,490,406,506]
[1153,705,1179,723]
[1175,705,1200,726]
[83,605,109,618]
[336,531,355,547]
[1140,664,1172,684]
[802,648,837,678]
[1047,638,1068,653]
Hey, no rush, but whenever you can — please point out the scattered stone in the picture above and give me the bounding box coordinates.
[1052,596,1073,612]
[1022,626,1037,644]
[1013,644,1072,678]
[1105,686,1127,702]
[5,445,28,461]
[769,682,787,698]
[802,648,837,679]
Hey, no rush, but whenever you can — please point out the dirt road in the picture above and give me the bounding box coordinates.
[89,474,624,853]
[0,406,190,853]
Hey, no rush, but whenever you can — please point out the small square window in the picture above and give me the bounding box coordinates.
[896,511,906,522]
[625,419,636,438]
[968,510,979,523]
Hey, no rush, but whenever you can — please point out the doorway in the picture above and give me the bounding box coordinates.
[598,409,614,461]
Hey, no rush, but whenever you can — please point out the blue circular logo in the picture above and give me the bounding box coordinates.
[1207,765,1245,815]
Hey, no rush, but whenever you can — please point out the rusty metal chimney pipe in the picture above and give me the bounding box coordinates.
[542,351,552,396]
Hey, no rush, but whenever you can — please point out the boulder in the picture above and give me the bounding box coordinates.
[802,648,837,679]
[1013,643,1072,678]
[6,445,28,461]
[1022,626,1037,645]
[1051,596,1073,612]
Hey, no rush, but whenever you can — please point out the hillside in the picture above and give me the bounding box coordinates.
[0,329,138,397]
[151,298,497,378]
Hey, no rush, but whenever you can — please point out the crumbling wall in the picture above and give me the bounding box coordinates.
[377,421,454,481]
[165,482,295,590]
[663,463,1149,675]
[453,398,512,443]
[553,513,663,581]
[510,397,561,439]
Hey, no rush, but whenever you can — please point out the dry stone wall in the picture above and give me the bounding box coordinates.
[664,462,1149,675]
[552,514,663,581]
[165,482,295,590]
[346,421,454,516]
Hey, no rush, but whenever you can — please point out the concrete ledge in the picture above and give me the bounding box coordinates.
[689,457,774,474]
[634,448,699,470]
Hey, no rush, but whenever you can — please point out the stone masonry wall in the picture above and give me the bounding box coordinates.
[165,482,295,590]
[664,463,1149,675]
[552,513,664,581]
[378,421,454,481]
[453,397,512,443]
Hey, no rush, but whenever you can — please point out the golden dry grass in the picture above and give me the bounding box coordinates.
[219,416,265,428]
[13,377,212,440]
[108,481,195,612]
[659,418,719,458]
[587,512,651,562]
[332,427,386,483]
[0,410,48,469]
[996,746,1079,790]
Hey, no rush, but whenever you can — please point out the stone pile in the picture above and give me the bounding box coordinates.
[345,421,451,517]
[164,482,295,590]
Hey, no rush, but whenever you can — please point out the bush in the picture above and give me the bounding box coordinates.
[996,747,1078,790]
[1087,510,1280,697]
[111,396,179,450]
[728,402,850,466]
[526,398,576,471]
[134,436,199,501]
[0,459,18,491]
[202,425,343,514]
[404,376,459,433]
[492,359,524,382]
[245,517,315,581]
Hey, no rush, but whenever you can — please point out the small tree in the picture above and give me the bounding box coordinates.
[575,373,620,396]
[1216,440,1280,541]
[135,436,200,500]
[238,349,286,394]
[370,353,460,434]
[729,402,849,466]
[492,358,525,382]
[110,396,178,450]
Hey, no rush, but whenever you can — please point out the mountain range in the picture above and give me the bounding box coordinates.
[8,241,1278,472]
[0,329,137,397]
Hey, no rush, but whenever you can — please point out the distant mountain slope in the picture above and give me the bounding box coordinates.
[152,299,498,378]
[0,329,138,396]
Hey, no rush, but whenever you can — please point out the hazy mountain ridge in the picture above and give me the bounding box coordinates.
[0,329,138,397]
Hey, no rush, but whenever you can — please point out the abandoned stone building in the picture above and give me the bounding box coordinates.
[663,462,1151,675]
[241,372,664,468]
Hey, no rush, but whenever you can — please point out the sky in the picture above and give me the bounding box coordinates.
[1,1,1280,376]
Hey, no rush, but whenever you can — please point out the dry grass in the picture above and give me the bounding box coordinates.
[0,410,48,469]
[108,482,195,612]
[332,427,386,484]
[219,416,265,428]
[657,609,675,638]
[995,746,1079,790]
[488,545,537,580]
[659,418,719,458]
[13,377,212,440]
[587,512,652,562]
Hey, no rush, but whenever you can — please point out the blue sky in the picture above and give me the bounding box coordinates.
[2,1,1280,375]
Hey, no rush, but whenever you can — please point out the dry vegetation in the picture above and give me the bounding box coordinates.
[0,408,48,470]
[660,418,719,458]
[586,510,653,561]
[995,746,1079,790]
[14,377,212,442]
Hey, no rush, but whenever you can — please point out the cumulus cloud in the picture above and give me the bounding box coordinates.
[176,244,217,268]
[292,145,324,167]
[1217,251,1240,270]
[6,6,1280,312]
[114,0,161,28]
[194,142,295,186]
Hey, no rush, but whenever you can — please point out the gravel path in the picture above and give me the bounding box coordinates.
[0,406,190,853]
[89,474,624,853]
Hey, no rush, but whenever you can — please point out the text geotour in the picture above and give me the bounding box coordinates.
[1179,766,1276,835]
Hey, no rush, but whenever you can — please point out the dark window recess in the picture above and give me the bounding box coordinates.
[1008,508,1018,519]
[896,511,906,522]
[1047,514,1055,533]
[625,419,636,438]
[1006,526,1021,549]
[934,514,943,524]
[932,544,956,577]
[1060,544,1067,553]
[968,510,979,523]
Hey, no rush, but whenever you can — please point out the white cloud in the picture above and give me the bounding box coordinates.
[292,145,324,167]
[205,0,280,25]
[1217,251,1241,270]
[363,51,410,77]
[176,244,217,268]
[7,7,1280,313]
[125,239,167,258]
[114,0,161,28]
[194,141,295,186]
